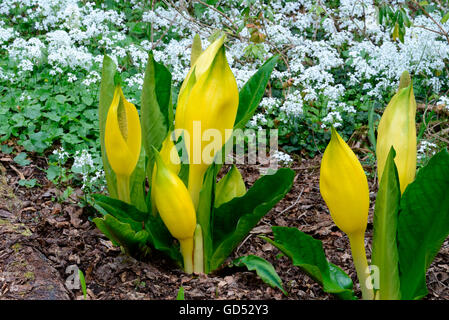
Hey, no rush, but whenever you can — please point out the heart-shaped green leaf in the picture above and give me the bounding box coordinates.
[398,149,449,300]
[263,226,355,300]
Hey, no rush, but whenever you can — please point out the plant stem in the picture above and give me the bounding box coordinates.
[180,238,194,274]
[193,224,204,273]
[116,174,130,204]
[348,232,374,300]
[188,166,205,210]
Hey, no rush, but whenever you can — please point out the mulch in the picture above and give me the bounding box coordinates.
[0,149,448,300]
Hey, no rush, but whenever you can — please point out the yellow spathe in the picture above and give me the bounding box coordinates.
[151,132,181,215]
[153,148,196,273]
[320,128,369,235]
[104,85,141,203]
[377,78,416,194]
[174,35,239,208]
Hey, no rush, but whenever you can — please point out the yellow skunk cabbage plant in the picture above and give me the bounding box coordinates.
[104,85,142,204]
[319,128,374,300]
[263,72,449,300]
[91,34,294,274]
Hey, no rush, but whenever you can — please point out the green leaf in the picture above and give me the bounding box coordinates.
[81,95,94,106]
[441,12,449,24]
[209,168,294,271]
[13,152,30,166]
[140,52,173,182]
[233,55,279,129]
[98,55,119,199]
[398,149,449,300]
[93,214,151,258]
[371,147,401,300]
[215,165,246,208]
[18,178,37,188]
[263,226,355,300]
[176,286,185,300]
[78,269,87,300]
[92,193,149,224]
[232,255,287,295]
[197,164,218,273]
[54,94,66,104]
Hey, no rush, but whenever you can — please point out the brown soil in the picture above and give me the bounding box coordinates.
[0,151,448,300]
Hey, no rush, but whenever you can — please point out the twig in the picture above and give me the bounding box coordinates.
[411,0,449,44]
[279,187,304,215]
[235,234,253,254]
[195,0,242,39]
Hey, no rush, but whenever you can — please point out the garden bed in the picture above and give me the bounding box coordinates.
[1,150,448,300]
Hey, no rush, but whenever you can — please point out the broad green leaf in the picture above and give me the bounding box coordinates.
[232,255,287,295]
[98,55,118,199]
[233,55,279,129]
[141,52,173,182]
[209,168,294,271]
[93,214,150,258]
[215,165,246,208]
[263,226,355,300]
[92,193,180,262]
[398,149,449,300]
[371,147,401,300]
[197,164,218,273]
[92,193,149,225]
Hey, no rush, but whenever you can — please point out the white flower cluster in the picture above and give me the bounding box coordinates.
[82,71,101,87]
[2,0,449,160]
[417,140,438,161]
[52,146,69,162]
[71,149,105,191]
[272,150,293,166]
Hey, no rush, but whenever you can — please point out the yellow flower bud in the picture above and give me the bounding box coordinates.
[320,128,373,300]
[174,35,239,208]
[152,148,196,273]
[105,86,141,203]
[151,132,181,215]
[320,128,369,235]
[376,71,416,194]
[175,36,225,134]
